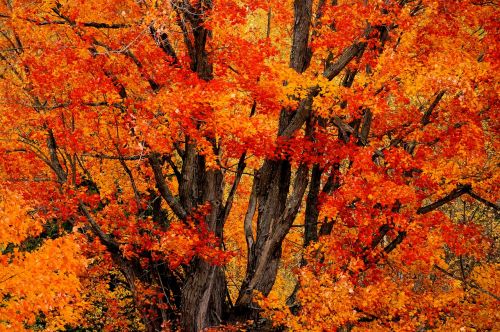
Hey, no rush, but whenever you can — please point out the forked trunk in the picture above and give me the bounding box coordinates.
[235,0,315,311]
[181,260,227,331]
[179,159,228,331]
[235,159,310,309]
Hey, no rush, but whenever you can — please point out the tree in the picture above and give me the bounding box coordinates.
[0,0,498,331]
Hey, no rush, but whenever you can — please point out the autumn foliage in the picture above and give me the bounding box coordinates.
[0,0,498,331]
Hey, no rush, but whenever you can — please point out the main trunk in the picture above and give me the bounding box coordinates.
[181,260,227,331]
[179,152,228,331]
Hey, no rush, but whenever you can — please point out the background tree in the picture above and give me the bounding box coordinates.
[0,0,498,331]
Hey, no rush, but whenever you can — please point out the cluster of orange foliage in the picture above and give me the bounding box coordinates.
[0,0,498,331]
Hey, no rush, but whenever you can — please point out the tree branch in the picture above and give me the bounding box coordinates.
[163,155,182,183]
[79,201,120,254]
[280,87,319,137]
[417,184,472,215]
[467,191,499,211]
[383,231,406,253]
[244,179,258,256]
[117,155,142,209]
[82,22,131,29]
[149,24,178,62]
[149,154,188,221]
[83,153,147,160]
[358,109,373,145]
[47,129,68,183]
[434,264,500,302]
[220,152,246,224]
[421,90,446,125]
[323,35,368,80]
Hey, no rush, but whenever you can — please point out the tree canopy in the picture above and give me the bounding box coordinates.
[0,0,498,331]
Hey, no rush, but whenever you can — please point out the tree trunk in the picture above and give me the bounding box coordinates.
[178,149,228,331]
[235,161,309,308]
[165,3,230,329]
[235,0,315,311]
[181,259,227,331]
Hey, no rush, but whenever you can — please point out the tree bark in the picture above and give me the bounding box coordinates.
[180,157,227,331]
[236,163,309,309]
[235,0,317,312]
[291,0,313,73]
[154,4,230,329]
[304,163,322,246]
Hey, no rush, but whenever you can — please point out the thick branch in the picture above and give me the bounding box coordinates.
[282,22,374,139]
[467,191,499,211]
[371,224,391,249]
[82,22,131,29]
[368,185,496,264]
[23,16,129,29]
[383,231,406,254]
[417,184,471,214]
[323,40,367,80]
[83,153,147,160]
[47,130,67,183]
[150,25,178,61]
[304,164,322,246]
[421,90,446,125]
[79,202,120,254]
[244,179,258,255]
[358,109,373,145]
[164,155,182,183]
[275,163,310,243]
[149,154,188,221]
[280,88,320,137]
